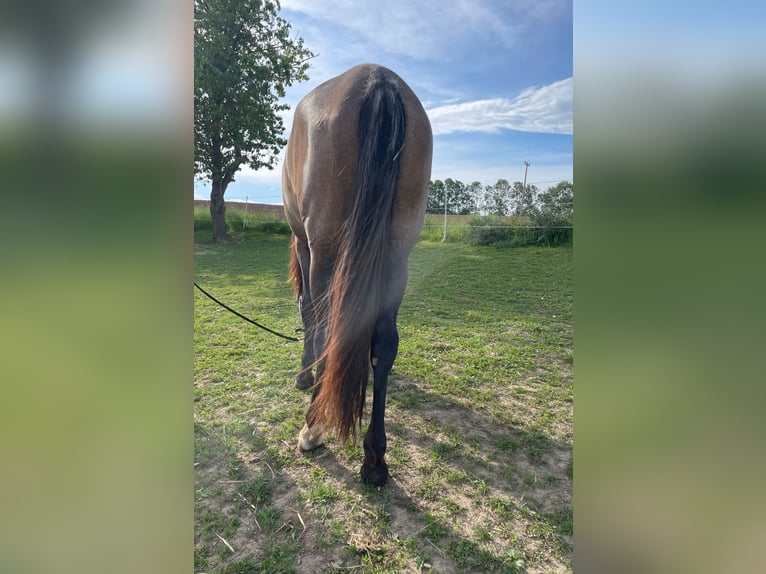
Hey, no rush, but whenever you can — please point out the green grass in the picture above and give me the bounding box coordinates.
[238,477,273,506]
[194,222,572,573]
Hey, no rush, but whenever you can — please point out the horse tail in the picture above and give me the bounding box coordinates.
[307,71,406,442]
[288,234,302,298]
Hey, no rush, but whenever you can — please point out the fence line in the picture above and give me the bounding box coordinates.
[191,215,573,229]
[418,223,573,242]
[192,216,573,230]
[193,206,573,244]
[420,224,573,229]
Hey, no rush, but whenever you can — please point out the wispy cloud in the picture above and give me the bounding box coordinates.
[281,0,549,61]
[427,77,572,135]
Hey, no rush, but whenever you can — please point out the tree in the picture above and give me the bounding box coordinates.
[483,179,512,216]
[426,179,478,215]
[466,181,484,215]
[426,180,446,214]
[530,181,574,246]
[194,0,314,242]
[510,181,539,217]
[445,178,476,215]
[537,180,573,220]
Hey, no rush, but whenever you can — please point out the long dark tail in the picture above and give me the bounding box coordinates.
[307,71,406,442]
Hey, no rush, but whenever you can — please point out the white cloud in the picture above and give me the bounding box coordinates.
[281,0,530,61]
[427,77,572,136]
[237,162,283,183]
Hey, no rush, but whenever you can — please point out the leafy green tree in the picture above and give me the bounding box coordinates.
[427,179,476,214]
[510,181,539,217]
[194,0,314,242]
[537,180,573,220]
[483,179,511,216]
[426,180,446,213]
[445,178,475,215]
[467,181,484,210]
[527,180,574,246]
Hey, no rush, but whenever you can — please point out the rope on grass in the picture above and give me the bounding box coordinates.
[194,282,302,342]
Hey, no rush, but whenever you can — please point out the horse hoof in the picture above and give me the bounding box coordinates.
[294,373,314,390]
[361,460,389,487]
[298,423,324,452]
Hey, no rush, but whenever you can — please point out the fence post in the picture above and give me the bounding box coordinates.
[442,191,448,242]
[243,196,248,230]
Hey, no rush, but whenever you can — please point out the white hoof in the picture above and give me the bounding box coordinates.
[298,422,325,452]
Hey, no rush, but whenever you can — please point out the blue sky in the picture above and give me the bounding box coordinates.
[194,0,573,204]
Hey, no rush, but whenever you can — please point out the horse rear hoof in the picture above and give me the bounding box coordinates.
[361,460,389,487]
[294,373,314,390]
[298,423,324,452]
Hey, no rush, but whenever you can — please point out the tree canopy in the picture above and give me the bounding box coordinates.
[194,0,314,241]
[426,178,572,219]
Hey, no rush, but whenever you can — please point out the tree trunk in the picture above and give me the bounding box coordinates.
[210,178,229,243]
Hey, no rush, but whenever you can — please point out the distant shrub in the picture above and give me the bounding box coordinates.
[467,215,527,247]
[255,219,291,235]
[529,209,573,247]
[466,214,572,247]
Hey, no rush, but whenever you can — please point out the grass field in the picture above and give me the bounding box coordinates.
[194,217,573,573]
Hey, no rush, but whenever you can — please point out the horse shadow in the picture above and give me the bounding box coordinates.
[292,376,573,571]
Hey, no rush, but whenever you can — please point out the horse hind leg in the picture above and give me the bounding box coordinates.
[361,308,399,486]
[295,300,316,390]
[293,238,315,390]
[297,254,334,451]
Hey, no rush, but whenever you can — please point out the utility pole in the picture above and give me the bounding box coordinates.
[521,161,531,217]
[523,160,530,191]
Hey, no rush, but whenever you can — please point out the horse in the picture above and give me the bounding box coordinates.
[281,64,432,486]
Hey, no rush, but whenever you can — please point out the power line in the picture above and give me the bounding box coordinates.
[527,179,572,185]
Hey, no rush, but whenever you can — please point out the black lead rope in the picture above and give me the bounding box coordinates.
[194,282,302,342]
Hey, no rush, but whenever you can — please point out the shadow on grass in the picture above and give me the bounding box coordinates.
[195,381,571,573]
[384,379,573,568]
[295,402,570,572]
